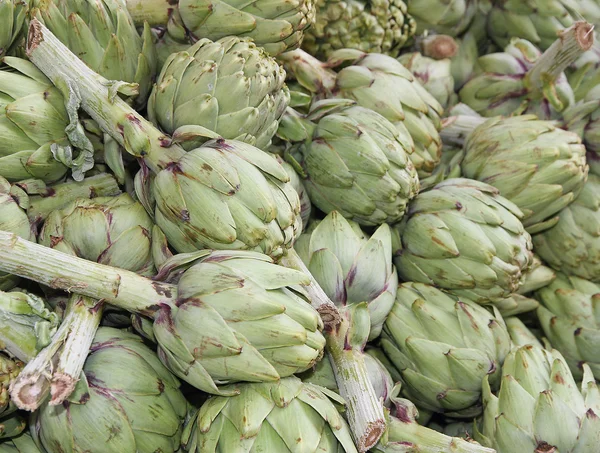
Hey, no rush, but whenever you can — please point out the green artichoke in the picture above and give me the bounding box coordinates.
[461,115,589,233]
[398,52,456,109]
[30,327,187,453]
[380,282,511,417]
[31,0,157,107]
[532,173,600,280]
[535,273,600,378]
[407,0,477,36]
[126,0,316,56]
[181,376,358,453]
[278,101,419,226]
[392,178,533,303]
[148,37,290,151]
[294,211,398,339]
[275,155,312,230]
[475,344,600,453]
[301,0,416,60]
[0,432,42,452]
[279,48,444,177]
[0,1,28,57]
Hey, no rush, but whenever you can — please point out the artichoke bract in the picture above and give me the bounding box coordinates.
[0,0,28,57]
[294,211,398,340]
[275,155,312,230]
[148,37,290,151]
[475,344,600,453]
[279,49,444,177]
[533,173,600,280]
[406,0,477,36]
[301,0,416,60]
[126,0,315,56]
[461,115,589,234]
[536,273,600,379]
[279,101,419,226]
[31,0,157,107]
[0,432,42,452]
[392,178,533,303]
[380,282,511,417]
[30,327,187,453]
[181,376,358,453]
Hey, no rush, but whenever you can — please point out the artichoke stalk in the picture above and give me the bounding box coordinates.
[459,22,594,119]
[147,36,290,151]
[31,327,187,453]
[474,344,600,453]
[0,1,28,58]
[278,48,444,177]
[277,100,419,226]
[443,114,589,234]
[182,376,358,453]
[124,0,316,56]
[392,178,533,303]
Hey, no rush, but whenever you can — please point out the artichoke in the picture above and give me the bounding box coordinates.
[181,376,358,453]
[0,432,42,452]
[30,0,157,107]
[461,115,589,233]
[278,48,444,177]
[126,0,315,56]
[407,0,477,36]
[274,155,312,230]
[148,37,290,151]
[0,1,28,58]
[301,0,416,60]
[294,211,398,340]
[392,178,533,303]
[474,344,600,453]
[532,173,600,280]
[278,101,419,226]
[30,327,187,453]
[380,282,511,417]
[536,273,600,379]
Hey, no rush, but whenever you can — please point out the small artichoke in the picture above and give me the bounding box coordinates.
[30,327,187,453]
[31,0,157,107]
[536,273,600,379]
[294,211,398,339]
[475,344,600,453]
[181,376,358,453]
[380,282,511,417]
[407,0,478,36]
[533,173,600,280]
[461,115,589,233]
[148,37,290,150]
[0,0,28,57]
[392,178,533,303]
[301,0,416,60]
[278,101,419,226]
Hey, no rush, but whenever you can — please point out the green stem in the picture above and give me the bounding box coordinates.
[26,20,186,174]
[124,0,173,26]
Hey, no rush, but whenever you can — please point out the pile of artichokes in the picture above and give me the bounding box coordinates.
[2,1,600,452]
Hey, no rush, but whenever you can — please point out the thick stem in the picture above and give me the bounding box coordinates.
[279,249,340,328]
[326,316,385,452]
[526,21,594,90]
[26,20,185,173]
[277,49,337,95]
[124,0,173,26]
[0,232,176,316]
[440,115,487,147]
[27,173,120,225]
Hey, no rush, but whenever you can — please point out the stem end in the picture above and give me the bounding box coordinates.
[50,373,77,406]
[567,21,594,51]
[358,419,386,452]
[9,375,50,411]
[26,18,44,55]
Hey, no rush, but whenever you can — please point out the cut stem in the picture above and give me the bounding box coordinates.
[417,34,459,59]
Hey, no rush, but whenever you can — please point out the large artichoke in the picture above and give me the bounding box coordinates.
[532,173,600,280]
[536,273,600,379]
[148,37,290,151]
[407,0,477,36]
[474,344,600,453]
[278,101,419,226]
[392,178,533,303]
[301,0,416,60]
[380,282,511,417]
[461,115,588,233]
[30,327,187,453]
[279,48,444,177]
[125,0,315,56]
[294,211,398,340]
[181,376,357,453]
[0,1,28,57]
[30,0,157,107]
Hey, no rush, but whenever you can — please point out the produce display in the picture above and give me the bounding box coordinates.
[2,1,600,452]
